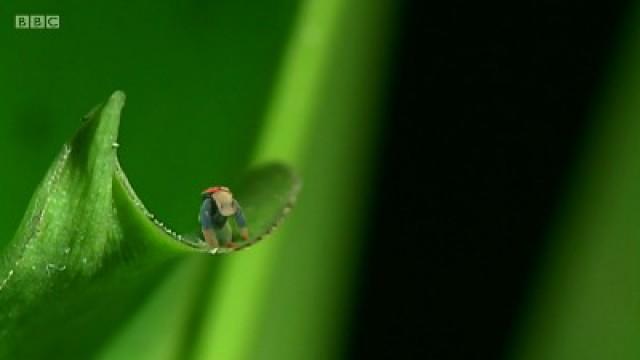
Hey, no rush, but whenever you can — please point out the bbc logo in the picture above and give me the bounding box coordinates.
[15,15,60,29]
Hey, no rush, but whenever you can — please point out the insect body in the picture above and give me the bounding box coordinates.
[199,186,249,249]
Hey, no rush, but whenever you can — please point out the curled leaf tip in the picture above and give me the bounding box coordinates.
[0,91,300,358]
[110,90,126,103]
[188,164,301,254]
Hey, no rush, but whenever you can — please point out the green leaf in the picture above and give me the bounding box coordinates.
[170,1,395,359]
[513,7,640,360]
[0,91,299,359]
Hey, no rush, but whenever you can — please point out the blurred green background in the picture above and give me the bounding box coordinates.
[2,0,640,359]
[0,0,393,359]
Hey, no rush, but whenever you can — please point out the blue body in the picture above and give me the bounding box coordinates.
[199,197,247,230]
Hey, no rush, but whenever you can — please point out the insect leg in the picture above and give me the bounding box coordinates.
[202,227,219,248]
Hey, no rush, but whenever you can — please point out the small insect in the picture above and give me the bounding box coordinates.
[199,186,249,249]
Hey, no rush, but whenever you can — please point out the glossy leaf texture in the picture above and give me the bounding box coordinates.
[0,91,298,359]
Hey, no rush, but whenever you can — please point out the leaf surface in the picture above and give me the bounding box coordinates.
[0,92,298,359]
